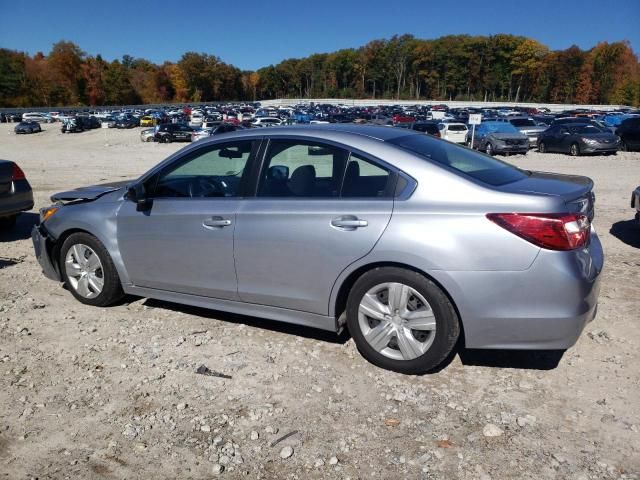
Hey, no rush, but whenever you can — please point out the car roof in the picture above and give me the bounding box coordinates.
[214,124,413,142]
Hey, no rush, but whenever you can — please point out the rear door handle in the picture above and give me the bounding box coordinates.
[331,216,368,230]
[203,216,232,229]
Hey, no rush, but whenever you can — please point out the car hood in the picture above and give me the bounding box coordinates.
[51,180,131,202]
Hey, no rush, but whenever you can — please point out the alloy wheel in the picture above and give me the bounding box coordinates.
[65,244,104,298]
[358,282,436,361]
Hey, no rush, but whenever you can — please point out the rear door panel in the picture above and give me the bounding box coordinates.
[234,199,393,315]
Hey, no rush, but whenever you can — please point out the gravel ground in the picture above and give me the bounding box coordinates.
[1,123,639,480]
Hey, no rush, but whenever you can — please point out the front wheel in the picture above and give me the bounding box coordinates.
[485,142,494,156]
[346,267,460,374]
[60,232,124,306]
[538,141,546,153]
[570,143,580,157]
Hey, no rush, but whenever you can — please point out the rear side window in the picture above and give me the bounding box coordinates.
[389,134,528,186]
[341,154,392,198]
[258,140,348,197]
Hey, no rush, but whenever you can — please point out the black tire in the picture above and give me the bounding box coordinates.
[164,135,173,143]
[538,141,546,153]
[620,141,629,152]
[570,143,580,157]
[0,215,17,229]
[59,232,124,307]
[485,142,494,156]
[346,267,460,374]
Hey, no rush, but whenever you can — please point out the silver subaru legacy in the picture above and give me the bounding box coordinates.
[32,125,603,374]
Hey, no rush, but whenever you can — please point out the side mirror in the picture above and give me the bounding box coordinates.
[127,183,152,212]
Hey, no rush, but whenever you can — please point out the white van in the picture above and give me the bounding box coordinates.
[189,111,204,128]
[22,112,54,123]
[438,123,469,144]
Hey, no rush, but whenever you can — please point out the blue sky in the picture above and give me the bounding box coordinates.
[1,0,638,70]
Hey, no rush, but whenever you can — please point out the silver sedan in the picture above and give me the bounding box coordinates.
[32,125,603,374]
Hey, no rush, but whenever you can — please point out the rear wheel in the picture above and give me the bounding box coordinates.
[346,267,460,374]
[538,141,547,153]
[570,143,580,157]
[60,232,124,306]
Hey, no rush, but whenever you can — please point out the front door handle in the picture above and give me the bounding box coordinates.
[331,216,368,230]
[203,216,232,229]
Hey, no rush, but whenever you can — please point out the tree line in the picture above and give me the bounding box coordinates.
[1,34,639,108]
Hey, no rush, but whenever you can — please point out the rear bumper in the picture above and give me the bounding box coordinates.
[436,232,604,350]
[0,180,34,218]
[31,224,61,281]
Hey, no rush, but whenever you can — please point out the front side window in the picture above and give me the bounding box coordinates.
[258,140,349,197]
[150,141,256,198]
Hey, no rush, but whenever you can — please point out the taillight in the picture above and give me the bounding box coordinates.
[487,213,590,251]
[12,163,26,181]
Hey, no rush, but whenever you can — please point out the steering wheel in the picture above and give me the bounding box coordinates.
[188,177,227,197]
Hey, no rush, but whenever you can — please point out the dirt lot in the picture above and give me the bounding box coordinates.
[1,123,639,480]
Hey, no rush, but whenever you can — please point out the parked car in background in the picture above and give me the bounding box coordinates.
[32,125,602,374]
[616,117,640,152]
[437,123,468,144]
[154,123,193,143]
[140,116,156,128]
[191,123,243,142]
[508,117,547,148]
[538,123,619,156]
[0,160,33,228]
[61,117,84,133]
[101,117,116,128]
[468,121,529,155]
[189,111,204,128]
[409,121,441,137]
[140,128,156,142]
[14,121,42,134]
[22,112,54,123]
[251,117,283,127]
[115,117,138,129]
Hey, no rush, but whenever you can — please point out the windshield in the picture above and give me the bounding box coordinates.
[483,122,519,134]
[510,118,536,127]
[389,134,529,186]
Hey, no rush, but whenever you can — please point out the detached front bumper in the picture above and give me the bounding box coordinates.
[31,224,61,281]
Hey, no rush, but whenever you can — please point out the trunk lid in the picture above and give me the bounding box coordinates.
[497,171,595,220]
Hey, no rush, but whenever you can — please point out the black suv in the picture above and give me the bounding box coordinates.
[155,123,193,143]
[616,117,640,152]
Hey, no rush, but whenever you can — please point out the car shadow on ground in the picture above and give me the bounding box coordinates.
[610,220,640,248]
[139,297,566,370]
[457,348,565,370]
[141,298,351,345]
[0,212,39,242]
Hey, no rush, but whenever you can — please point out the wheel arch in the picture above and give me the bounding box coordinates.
[332,261,465,344]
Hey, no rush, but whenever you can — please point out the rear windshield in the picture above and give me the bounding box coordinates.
[389,134,529,186]
[447,124,468,131]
